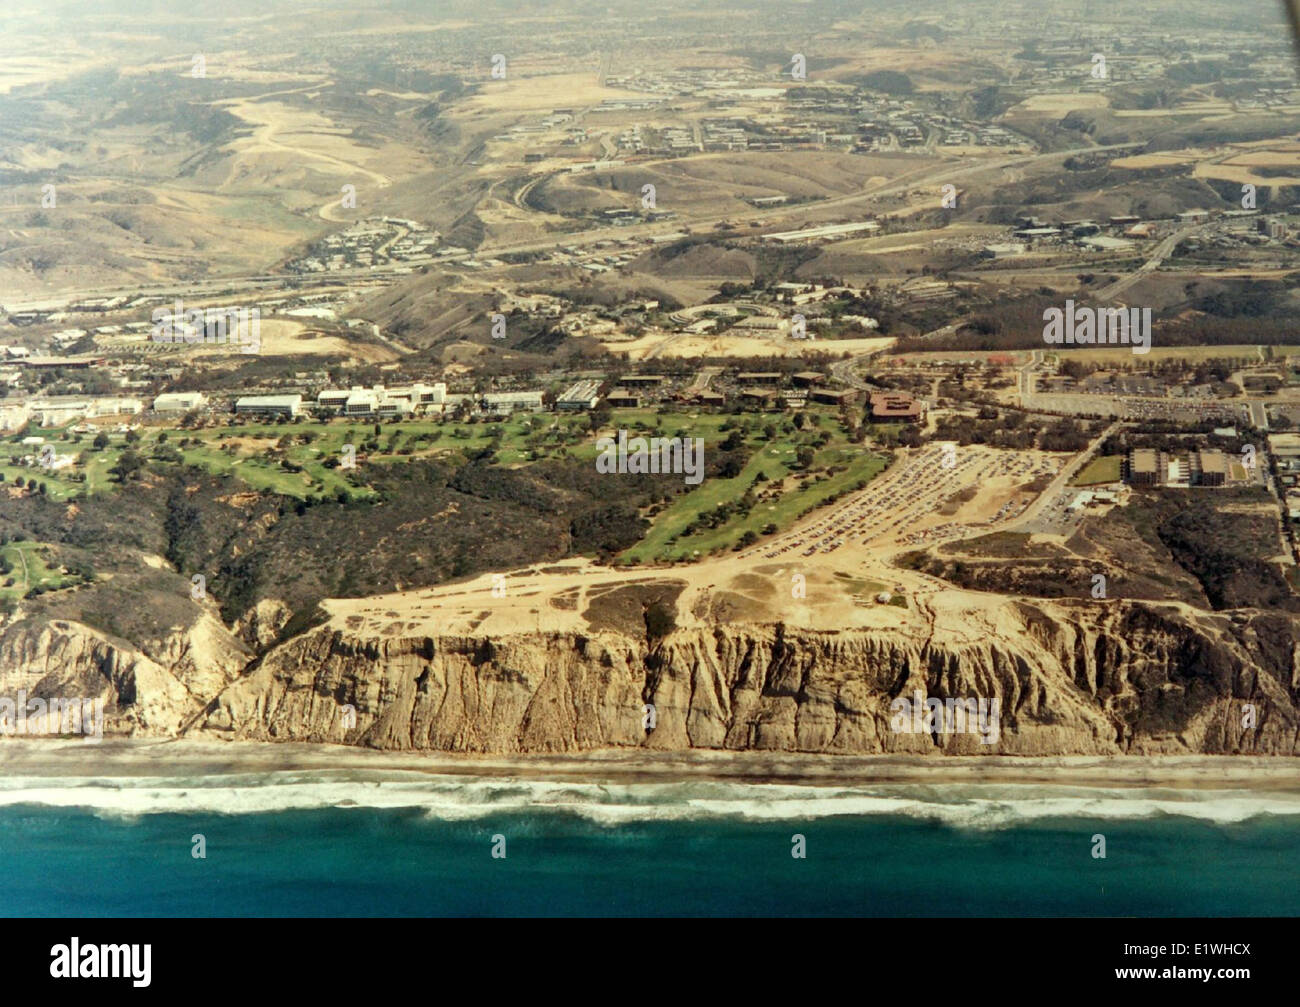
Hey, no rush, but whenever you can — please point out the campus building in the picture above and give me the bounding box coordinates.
[29,396,143,425]
[153,392,207,413]
[868,391,925,423]
[234,394,302,418]
[317,383,446,416]
[1127,449,1166,486]
[557,380,602,410]
[480,391,545,415]
[1193,450,1229,487]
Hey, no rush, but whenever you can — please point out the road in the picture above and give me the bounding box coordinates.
[1092,224,1204,302]
[1018,349,1042,402]
[1005,419,1123,531]
[829,320,960,390]
[690,366,722,391]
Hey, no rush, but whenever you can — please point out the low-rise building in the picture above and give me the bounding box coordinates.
[481,391,545,415]
[557,379,602,410]
[737,371,783,386]
[811,388,857,406]
[345,388,380,416]
[235,394,302,418]
[791,371,827,387]
[868,391,925,423]
[605,389,639,408]
[316,388,354,411]
[29,396,143,425]
[317,382,446,417]
[153,392,207,412]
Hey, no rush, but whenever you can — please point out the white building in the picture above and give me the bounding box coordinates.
[318,382,446,416]
[153,392,208,412]
[316,388,353,411]
[344,388,380,416]
[0,402,30,432]
[481,391,545,415]
[29,396,142,425]
[235,394,302,417]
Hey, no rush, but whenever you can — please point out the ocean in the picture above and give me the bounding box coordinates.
[1,771,1297,916]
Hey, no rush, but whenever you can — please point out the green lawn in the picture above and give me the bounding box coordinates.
[4,414,603,500]
[1,408,890,560]
[1071,454,1123,486]
[0,540,84,599]
[620,411,889,563]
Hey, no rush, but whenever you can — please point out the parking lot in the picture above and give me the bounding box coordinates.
[743,443,1062,560]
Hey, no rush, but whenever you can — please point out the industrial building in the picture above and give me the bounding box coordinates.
[557,380,602,410]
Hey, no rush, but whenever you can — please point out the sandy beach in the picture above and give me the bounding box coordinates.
[1,738,1297,791]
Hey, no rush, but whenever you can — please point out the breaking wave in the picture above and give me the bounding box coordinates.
[0,771,1298,829]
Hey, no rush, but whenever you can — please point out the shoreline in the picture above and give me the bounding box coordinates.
[1,738,1298,791]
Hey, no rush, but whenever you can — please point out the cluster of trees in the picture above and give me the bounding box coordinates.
[0,473,48,494]
[933,412,1095,452]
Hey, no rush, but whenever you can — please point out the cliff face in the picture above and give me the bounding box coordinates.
[6,593,1296,755]
[0,614,250,737]
[192,600,1300,756]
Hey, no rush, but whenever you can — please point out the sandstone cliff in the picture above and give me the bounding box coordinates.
[7,569,1297,755]
[0,613,250,737]
[190,598,1300,756]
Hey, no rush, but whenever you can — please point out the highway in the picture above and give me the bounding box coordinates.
[1092,223,1205,302]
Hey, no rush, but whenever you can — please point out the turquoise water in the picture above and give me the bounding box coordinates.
[1,775,1297,916]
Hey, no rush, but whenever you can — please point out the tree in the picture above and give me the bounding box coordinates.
[110,449,145,482]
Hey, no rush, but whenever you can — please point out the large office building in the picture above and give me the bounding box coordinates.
[1127,449,1166,486]
[317,383,446,417]
[1194,450,1229,487]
